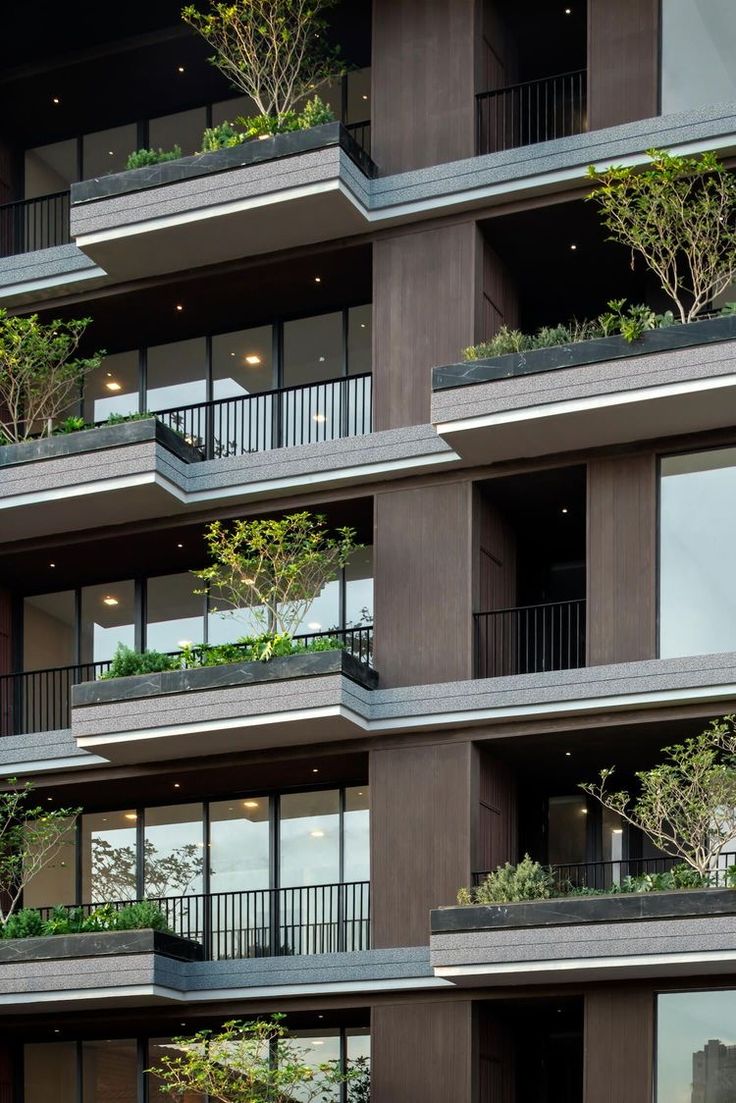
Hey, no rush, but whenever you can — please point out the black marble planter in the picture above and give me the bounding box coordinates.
[72,648,377,708]
[432,888,736,934]
[71,122,376,206]
[432,313,736,391]
[0,418,202,468]
[0,928,203,962]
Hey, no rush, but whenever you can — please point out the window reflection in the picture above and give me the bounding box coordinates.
[148,1039,206,1102]
[147,338,208,412]
[83,125,137,179]
[80,581,136,663]
[23,591,76,671]
[24,1042,78,1103]
[346,547,373,627]
[547,796,588,867]
[82,810,138,902]
[23,817,76,908]
[212,326,275,454]
[81,1039,137,1103]
[149,107,207,158]
[84,352,139,423]
[657,990,736,1103]
[146,572,204,653]
[24,139,77,199]
[145,804,204,898]
[280,790,340,888]
[661,1,736,114]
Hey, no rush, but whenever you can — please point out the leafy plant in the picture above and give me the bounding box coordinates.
[0,310,103,443]
[581,716,736,879]
[597,298,658,342]
[113,901,170,931]
[0,907,45,939]
[182,0,345,119]
[464,319,604,360]
[149,1014,366,1102]
[126,146,183,170]
[721,301,736,316]
[588,148,736,324]
[1,901,169,939]
[99,644,178,679]
[54,415,88,434]
[201,120,247,151]
[297,93,335,128]
[193,512,360,639]
[457,854,555,905]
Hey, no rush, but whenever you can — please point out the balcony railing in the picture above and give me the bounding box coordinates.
[473,853,736,890]
[476,69,587,155]
[474,598,585,678]
[0,625,373,738]
[0,190,71,257]
[35,881,370,960]
[345,119,371,158]
[147,373,372,459]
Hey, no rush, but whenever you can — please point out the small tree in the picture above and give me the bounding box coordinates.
[581,717,736,879]
[193,511,360,639]
[182,0,345,120]
[150,1015,368,1102]
[587,148,736,324]
[0,780,80,925]
[0,310,103,443]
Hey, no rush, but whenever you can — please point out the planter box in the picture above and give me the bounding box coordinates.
[0,928,203,964]
[0,417,201,469]
[432,313,736,391]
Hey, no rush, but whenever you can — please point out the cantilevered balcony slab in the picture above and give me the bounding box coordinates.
[432,316,736,464]
[71,650,377,764]
[431,890,736,986]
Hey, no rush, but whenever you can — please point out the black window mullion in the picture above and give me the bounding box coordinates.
[135,578,146,652]
[74,588,82,666]
[137,1037,146,1103]
[139,347,147,414]
[75,814,83,905]
[136,807,145,899]
[339,787,346,884]
[76,1039,83,1103]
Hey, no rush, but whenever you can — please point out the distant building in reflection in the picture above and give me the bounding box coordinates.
[692,1039,736,1103]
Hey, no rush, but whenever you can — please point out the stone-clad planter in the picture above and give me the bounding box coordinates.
[0,928,203,963]
[0,417,202,468]
[432,313,736,391]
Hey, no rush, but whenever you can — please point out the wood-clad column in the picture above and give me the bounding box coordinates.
[587,0,660,129]
[374,479,474,687]
[373,221,482,431]
[371,0,476,174]
[584,988,654,1103]
[371,740,475,948]
[586,455,657,666]
[372,1000,474,1103]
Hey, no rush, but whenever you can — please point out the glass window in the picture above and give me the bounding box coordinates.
[661,1,736,114]
[23,816,76,908]
[211,94,257,126]
[289,1031,341,1103]
[146,572,203,653]
[83,124,138,179]
[280,789,340,887]
[212,326,275,455]
[84,352,139,423]
[547,795,588,867]
[146,338,208,413]
[348,305,371,376]
[148,1039,205,1102]
[344,786,370,882]
[660,448,736,658]
[145,804,204,897]
[283,312,342,387]
[24,1042,77,1103]
[346,1028,371,1103]
[23,591,76,670]
[657,990,736,1103]
[346,547,373,627]
[294,577,340,636]
[24,139,77,199]
[82,810,138,902]
[347,68,371,124]
[80,581,135,664]
[149,107,206,159]
[82,1039,137,1103]
[207,583,266,644]
[210,797,270,894]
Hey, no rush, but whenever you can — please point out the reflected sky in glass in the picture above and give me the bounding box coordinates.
[657,990,736,1103]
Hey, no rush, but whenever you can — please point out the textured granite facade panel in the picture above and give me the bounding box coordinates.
[0,728,86,769]
[0,244,99,291]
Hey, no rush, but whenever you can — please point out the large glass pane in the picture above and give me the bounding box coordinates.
[146,572,203,653]
[346,547,373,628]
[289,1031,341,1103]
[148,1039,205,1102]
[23,591,75,670]
[660,448,736,658]
[344,787,370,951]
[83,352,139,423]
[83,124,138,179]
[347,67,371,124]
[657,990,736,1103]
[80,581,135,664]
[661,1,736,114]
[283,312,343,445]
[24,139,77,199]
[24,1042,77,1103]
[547,795,587,868]
[207,584,266,644]
[212,325,275,454]
[346,1029,371,1103]
[210,797,271,957]
[346,305,372,435]
[82,810,138,902]
[146,338,208,413]
[82,1039,137,1103]
[293,577,340,636]
[145,803,204,897]
[211,94,257,126]
[23,817,76,908]
[280,790,340,954]
[149,107,206,159]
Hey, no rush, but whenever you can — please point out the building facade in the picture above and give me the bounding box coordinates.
[2,1,736,1100]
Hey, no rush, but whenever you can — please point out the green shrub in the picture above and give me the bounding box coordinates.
[298,95,335,128]
[1,908,45,939]
[126,146,182,170]
[200,120,246,152]
[2,902,169,939]
[100,644,178,680]
[55,415,89,435]
[103,411,154,425]
[457,855,555,905]
[112,901,170,932]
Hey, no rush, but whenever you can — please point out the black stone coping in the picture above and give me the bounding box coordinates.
[71,122,376,206]
[72,648,377,709]
[432,313,736,392]
[431,888,736,934]
[0,929,203,963]
[0,418,202,469]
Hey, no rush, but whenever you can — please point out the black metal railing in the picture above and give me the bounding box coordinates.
[476,69,587,155]
[0,625,373,738]
[149,373,372,459]
[35,881,370,960]
[473,853,736,890]
[474,599,585,678]
[0,191,71,257]
[345,119,371,158]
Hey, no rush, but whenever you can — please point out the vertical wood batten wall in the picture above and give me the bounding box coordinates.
[587,0,660,129]
[584,987,654,1103]
[371,1000,475,1103]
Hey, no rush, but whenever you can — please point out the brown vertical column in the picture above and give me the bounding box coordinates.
[371,740,474,948]
[371,0,477,174]
[586,454,657,666]
[372,999,474,1103]
[373,221,481,431]
[584,987,654,1103]
[587,0,660,130]
[374,479,474,687]
[476,751,516,874]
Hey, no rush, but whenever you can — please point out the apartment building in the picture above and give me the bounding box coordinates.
[1,1,736,1100]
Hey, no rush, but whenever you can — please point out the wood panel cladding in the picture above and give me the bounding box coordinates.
[371,0,476,173]
[481,237,520,342]
[584,987,654,1103]
[0,589,12,677]
[373,221,481,431]
[587,455,657,665]
[371,999,474,1103]
[587,0,660,129]
[374,480,474,687]
[476,751,517,873]
[370,740,473,948]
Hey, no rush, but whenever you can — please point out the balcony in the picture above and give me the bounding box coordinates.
[474,599,586,679]
[0,191,71,258]
[476,70,587,155]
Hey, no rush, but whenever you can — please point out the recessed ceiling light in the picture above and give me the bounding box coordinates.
[312,768,319,773]
[318,355,325,362]
[53,1029,61,1034]
[106,381,122,392]
[243,800,259,809]
[245,354,261,365]
[174,783,180,788]
[564,6,572,12]
[49,562,56,568]
[360,323,366,328]
[177,543,183,549]
[102,595,119,606]
[108,150,114,156]
[52,97,60,105]
[561,507,568,514]
[178,65,185,73]
[308,622,322,630]
[310,829,325,838]
[362,94,368,100]
[570,243,577,251]
[230,352,235,358]
[314,276,321,283]
[176,304,184,311]
[106,371,112,377]
[565,751,572,757]
[312,1039,325,1046]
[124,812,137,821]
[47,796,53,802]
[313,413,326,423]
